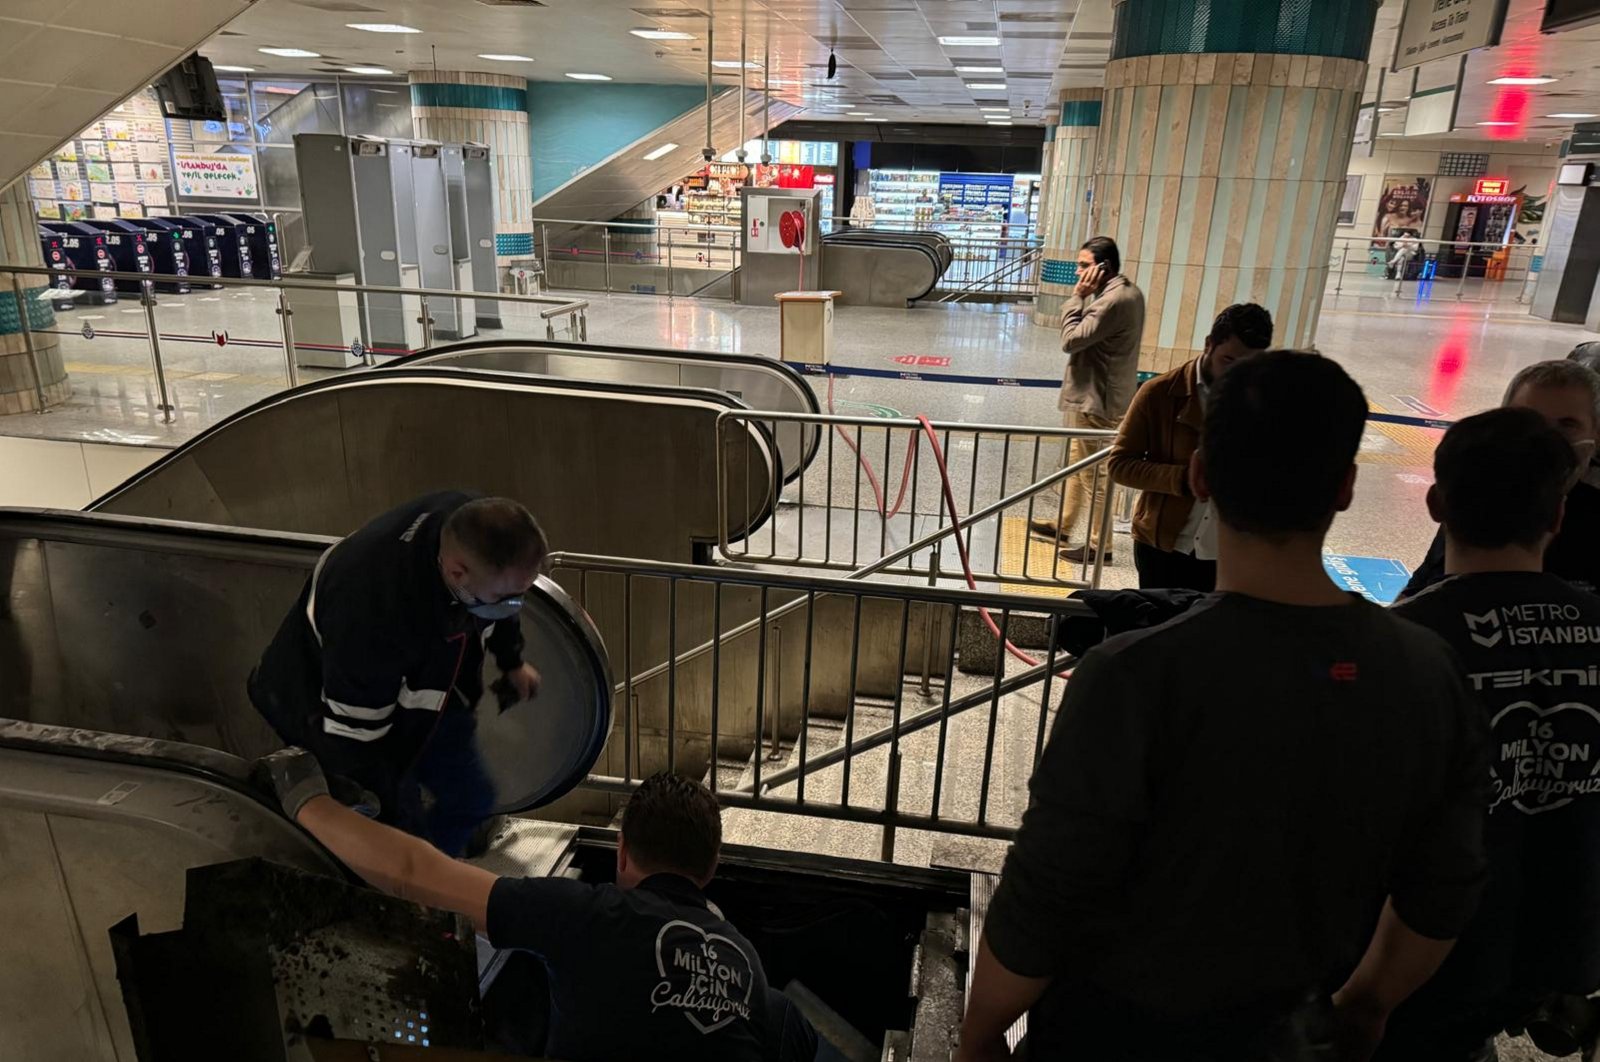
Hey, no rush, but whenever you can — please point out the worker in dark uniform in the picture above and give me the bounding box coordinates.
[248,491,547,856]
[256,761,819,1062]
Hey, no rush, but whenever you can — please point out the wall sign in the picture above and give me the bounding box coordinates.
[1392,0,1509,71]
[173,149,258,199]
[1475,178,1510,196]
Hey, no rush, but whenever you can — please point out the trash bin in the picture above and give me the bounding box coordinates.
[774,290,841,365]
[39,223,118,306]
[184,214,254,279]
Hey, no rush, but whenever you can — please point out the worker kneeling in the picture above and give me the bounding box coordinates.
[249,491,547,856]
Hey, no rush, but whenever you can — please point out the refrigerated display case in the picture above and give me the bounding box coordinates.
[864,169,1041,284]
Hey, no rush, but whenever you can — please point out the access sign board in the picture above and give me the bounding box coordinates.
[1391,0,1508,71]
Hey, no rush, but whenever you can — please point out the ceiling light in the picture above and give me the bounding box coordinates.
[979,106,1010,112]
[1477,120,1515,126]
[847,111,872,116]
[955,66,1004,74]
[346,22,420,33]
[939,35,1000,46]
[1547,112,1599,119]
[344,66,394,75]
[1377,106,1396,112]
[630,27,696,40]
[565,72,612,80]
[1487,75,1556,85]
[213,64,256,72]
[258,47,321,58]
[864,117,888,122]
[986,120,1013,126]
[478,53,534,62]
[1378,132,1406,137]
[712,60,761,69]
[966,82,1007,91]
[642,142,679,160]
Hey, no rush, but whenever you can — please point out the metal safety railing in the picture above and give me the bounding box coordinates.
[936,245,1043,303]
[1326,235,1543,305]
[717,409,1119,591]
[549,551,1092,851]
[534,216,743,300]
[1,261,588,423]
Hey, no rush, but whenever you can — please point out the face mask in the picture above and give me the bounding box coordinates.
[443,564,524,620]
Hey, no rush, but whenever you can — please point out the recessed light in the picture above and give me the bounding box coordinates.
[566,72,612,80]
[986,120,1013,126]
[642,142,679,160]
[939,35,999,46]
[478,53,534,62]
[631,27,696,40]
[258,47,321,58]
[1477,120,1515,126]
[864,117,888,122]
[966,82,1007,91]
[346,22,420,33]
[711,60,761,69]
[1548,112,1600,119]
[979,106,1010,112]
[1378,132,1406,137]
[344,66,394,75]
[955,66,1004,74]
[847,111,872,116]
[213,64,256,72]
[1487,75,1557,85]
[1377,106,1396,112]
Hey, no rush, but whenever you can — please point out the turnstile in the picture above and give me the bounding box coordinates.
[149,216,223,288]
[218,212,282,280]
[46,220,151,296]
[184,213,254,279]
[108,219,190,294]
[37,226,114,307]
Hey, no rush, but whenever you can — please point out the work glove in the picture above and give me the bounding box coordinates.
[254,746,330,820]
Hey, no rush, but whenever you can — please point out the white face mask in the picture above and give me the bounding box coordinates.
[441,562,524,620]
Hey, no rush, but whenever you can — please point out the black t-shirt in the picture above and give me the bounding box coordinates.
[1395,572,1600,1002]
[1402,480,1600,598]
[981,593,1488,1042]
[487,873,772,1062]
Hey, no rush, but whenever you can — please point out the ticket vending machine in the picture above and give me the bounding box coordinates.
[38,225,117,305]
[442,142,498,330]
[738,186,822,305]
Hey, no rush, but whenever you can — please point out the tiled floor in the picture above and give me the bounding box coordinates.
[5,278,1594,579]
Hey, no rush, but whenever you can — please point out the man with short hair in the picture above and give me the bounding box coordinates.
[1107,302,1272,590]
[1032,235,1146,564]
[1401,359,1600,597]
[1379,408,1600,1061]
[249,491,547,855]
[957,351,1488,1062]
[257,763,805,1062]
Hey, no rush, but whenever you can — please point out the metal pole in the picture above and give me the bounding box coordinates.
[880,749,901,862]
[139,289,174,423]
[704,8,715,158]
[274,286,300,388]
[603,228,613,293]
[418,294,434,350]
[667,230,675,300]
[1456,245,1471,300]
[540,223,550,282]
[1333,244,1348,294]
[9,277,49,413]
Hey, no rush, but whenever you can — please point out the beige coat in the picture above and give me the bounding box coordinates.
[1059,274,1145,420]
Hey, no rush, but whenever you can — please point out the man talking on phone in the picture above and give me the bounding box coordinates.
[1032,236,1146,565]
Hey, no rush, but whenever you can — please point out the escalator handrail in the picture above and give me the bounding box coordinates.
[387,337,822,483]
[822,231,946,302]
[86,367,787,542]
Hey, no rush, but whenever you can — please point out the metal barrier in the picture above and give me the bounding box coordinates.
[550,551,1091,847]
[0,261,589,422]
[535,217,743,299]
[936,245,1043,303]
[717,409,1119,590]
[1326,235,1542,305]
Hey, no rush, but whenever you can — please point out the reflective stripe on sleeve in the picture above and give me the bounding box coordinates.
[397,683,447,712]
[322,718,392,742]
[322,696,395,721]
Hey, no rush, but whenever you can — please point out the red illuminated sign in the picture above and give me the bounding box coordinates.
[1475,178,1510,196]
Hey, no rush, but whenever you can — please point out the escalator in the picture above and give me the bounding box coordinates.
[391,338,821,484]
[0,506,614,1060]
[820,229,954,307]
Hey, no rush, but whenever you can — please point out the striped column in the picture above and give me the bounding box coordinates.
[1096,0,1378,371]
[0,180,68,414]
[408,71,535,277]
[1033,89,1102,326]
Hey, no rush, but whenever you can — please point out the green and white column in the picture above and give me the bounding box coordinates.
[409,71,534,277]
[0,180,68,414]
[1095,0,1379,372]
[1034,88,1102,326]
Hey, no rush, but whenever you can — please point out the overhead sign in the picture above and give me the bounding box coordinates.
[173,149,258,200]
[1392,0,1508,71]
[1475,178,1510,195]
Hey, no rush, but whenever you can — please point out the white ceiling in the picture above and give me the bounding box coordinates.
[194,0,1600,134]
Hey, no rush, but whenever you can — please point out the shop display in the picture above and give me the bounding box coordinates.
[865,168,1041,280]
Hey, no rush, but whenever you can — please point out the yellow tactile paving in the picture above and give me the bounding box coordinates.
[996,514,1081,599]
[1362,401,1444,467]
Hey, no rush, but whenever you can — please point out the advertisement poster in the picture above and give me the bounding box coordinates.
[1371,176,1431,243]
[173,149,258,199]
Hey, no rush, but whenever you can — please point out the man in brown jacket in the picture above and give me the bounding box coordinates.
[1107,303,1272,590]
[1031,236,1145,563]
